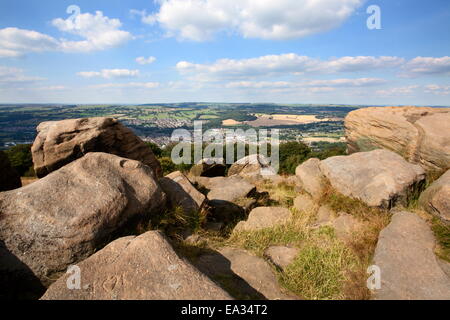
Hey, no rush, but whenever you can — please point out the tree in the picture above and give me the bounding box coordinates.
[5,144,34,177]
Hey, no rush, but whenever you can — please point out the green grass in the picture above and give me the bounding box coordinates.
[279,241,359,300]
[431,218,450,262]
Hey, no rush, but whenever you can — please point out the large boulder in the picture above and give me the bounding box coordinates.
[373,211,450,300]
[345,107,450,173]
[189,158,226,177]
[234,207,292,232]
[419,170,450,223]
[160,171,206,215]
[228,154,276,180]
[0,150,21,192]
[0,153,166,291]
[295,158,326,199]
[41,231,231,300]
[191,176,257,203]
[31,117,162,178]
[320,149,426,208]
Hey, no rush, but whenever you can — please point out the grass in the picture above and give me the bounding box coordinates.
[431,218,450,262]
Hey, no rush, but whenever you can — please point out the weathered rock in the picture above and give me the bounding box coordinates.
[314,205,335,226]
[332,213,361,241]
[345,106,450,172]
[208,200,246,224]
[190,158,226,177]
[228,154,276,179]
[264,246,299,270]
[320,149,426,208]
[293,194,316,213]
[0,153,166,290]
[0,150,21,192]
[295,158,326,199]
[234,207,292,232]
[419,170,450,223]
[31,117,162,178]
[373,211,450,300]
[41,231,232,300]
[195,248,296,300]
[160,171,206,215]
[191,176,256,202]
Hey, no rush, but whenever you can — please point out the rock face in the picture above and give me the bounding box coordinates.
[419,170,450,223]
[320,149,426,208]
[31,117,162,178]
[345,107,450,173]
[373,211,450,300]
[190,158,226,177]
[228,154,276,179]
[0,150,21,192]
[41,231,231,300]
[0,153,166,289]
[234,207,292,232]
[192,176,256,203]
[195,248,296,300]
[160,171,206,215]
[295,158,325,199]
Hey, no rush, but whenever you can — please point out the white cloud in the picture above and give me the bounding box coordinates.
[176,54,404,81]
[376,85,419,96]
[90,82,160,89]
[0,28,59,57]
[52,11,132,52]
[0,11,131,57]
[226,78,385,89]
[0,65,45,83]
[136,56,157,65]
[404,57,450,76]
[142,0,363,41]
[77,69,140,79]
[424,84,450,96]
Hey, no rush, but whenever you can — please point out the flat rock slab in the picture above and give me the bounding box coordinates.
[320,149,425,208]
[419,169,450,223]
[264,246,299,270]
[195,247,296,300]
[41,231,232,300]
[234,207,292,233]
[373,211,450,300]
[32,117,162,178]
[194,176,256,203]
[160,171,206,215]
[0,153,165,291]
[228,154,276,180]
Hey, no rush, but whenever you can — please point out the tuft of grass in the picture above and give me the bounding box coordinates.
[431,218,450,262]
[279,241,360,300]
[254,181,297,208]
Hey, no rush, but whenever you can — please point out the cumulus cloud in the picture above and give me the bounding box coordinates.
[0,28,59,57]
[0,11,131,57]
[77,69,140,79]
[176,54,404,81]
[404,57,450,76]
[52,11,132,52]
[139,0,363,41]
[136,56,157,65]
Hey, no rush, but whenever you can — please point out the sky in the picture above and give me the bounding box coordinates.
[0,0,449,105]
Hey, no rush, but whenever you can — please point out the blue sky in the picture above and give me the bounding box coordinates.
[0,0,449,105]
